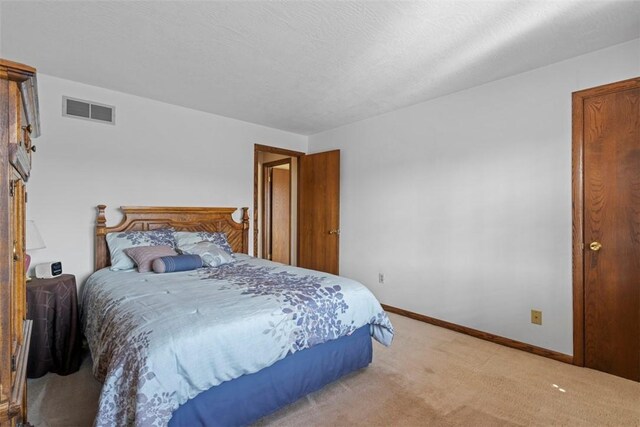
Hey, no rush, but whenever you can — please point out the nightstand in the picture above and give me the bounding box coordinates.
[26,274,82,378]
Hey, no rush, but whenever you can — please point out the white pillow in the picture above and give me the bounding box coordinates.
[174,231,234,256]
[179,241,235,267]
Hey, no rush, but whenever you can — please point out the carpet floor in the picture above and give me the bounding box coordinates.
[28,313,640,426]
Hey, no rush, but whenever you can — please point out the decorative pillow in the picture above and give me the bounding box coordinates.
[123,245,177,273]
[179,241,235,267]
[152,255,203,273]
[106,228,176,270]
[174,231,234,256]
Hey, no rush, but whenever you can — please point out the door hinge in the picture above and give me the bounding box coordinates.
[25,191,28,203]
[11,355,16,371]
[9,180,16,197]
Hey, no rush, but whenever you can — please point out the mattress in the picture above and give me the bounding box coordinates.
[82,254,393,426]
[169,324,373,426]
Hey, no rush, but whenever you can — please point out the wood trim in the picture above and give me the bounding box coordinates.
[571,76,640,368]
[0,74,11,413]
[572,76,640,99]
[94,205,250,271]
[262,165,270,259]
[0,60,35,84]
[253,144,303,256]
[263,158,292,168]
[382,304,573,365]
[254,144,304,158]
[0,60,36,76]
[262,158,292,262]
[571,87,586,367]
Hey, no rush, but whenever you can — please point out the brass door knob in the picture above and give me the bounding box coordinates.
[589,241,602,251]
[328,229,340,235]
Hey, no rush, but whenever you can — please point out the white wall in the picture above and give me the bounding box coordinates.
[28,74,307,283]
[308,39,640,355]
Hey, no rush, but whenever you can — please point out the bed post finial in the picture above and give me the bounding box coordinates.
[95,205,109,271]
[241,207,250,254]
[241,207,249,229]
[97,205,107,229]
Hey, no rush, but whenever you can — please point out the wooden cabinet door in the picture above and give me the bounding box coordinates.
[9,80,25,351]
[0,81,27,426]
[0,58,39,426]
[0,71,12,425]
[576,77,640,381]
[297,150,340,275]
[11,176,25,348]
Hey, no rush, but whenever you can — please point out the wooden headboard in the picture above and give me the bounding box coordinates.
[95,205,249,271]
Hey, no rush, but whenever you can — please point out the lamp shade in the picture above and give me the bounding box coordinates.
[26,220,46,251]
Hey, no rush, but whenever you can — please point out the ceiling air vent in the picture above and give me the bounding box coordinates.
[63,96,115,125]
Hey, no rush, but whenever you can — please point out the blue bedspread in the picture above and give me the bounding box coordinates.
[82,255,394,427]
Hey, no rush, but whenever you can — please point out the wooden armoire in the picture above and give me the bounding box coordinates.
[0,59,40,426]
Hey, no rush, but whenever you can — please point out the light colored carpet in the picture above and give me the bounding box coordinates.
[28,313,640,426]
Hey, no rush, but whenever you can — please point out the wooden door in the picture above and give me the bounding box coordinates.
[270,168,291,264]
[298,150,340,274]
[573,77,640,381]
[263,160,291,264]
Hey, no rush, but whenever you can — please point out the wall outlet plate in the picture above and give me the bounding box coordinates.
[531,309,542,325]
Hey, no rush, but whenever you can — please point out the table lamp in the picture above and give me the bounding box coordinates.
[26,220,45,281]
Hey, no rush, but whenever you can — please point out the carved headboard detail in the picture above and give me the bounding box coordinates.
[95,205,250,271]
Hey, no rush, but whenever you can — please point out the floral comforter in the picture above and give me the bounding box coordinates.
[82,254,394,427]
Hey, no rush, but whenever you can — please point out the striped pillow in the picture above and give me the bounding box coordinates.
[152,255,203,273]
[123,245,177,273]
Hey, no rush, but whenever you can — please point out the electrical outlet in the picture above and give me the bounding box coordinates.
[531,310,542,325]
[378,273,384,284]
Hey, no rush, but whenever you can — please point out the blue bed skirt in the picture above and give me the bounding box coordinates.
[169,325,373,427]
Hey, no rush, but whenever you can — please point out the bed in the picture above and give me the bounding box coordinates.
[83,205,394,427]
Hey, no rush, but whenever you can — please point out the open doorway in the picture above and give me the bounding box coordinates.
[254,144,303,265]
[254,144,341,274]
[263,158,291,264]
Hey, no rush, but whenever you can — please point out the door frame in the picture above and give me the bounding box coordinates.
[253,144,304,257]
[262,158,292,262]
[571,76,640,367]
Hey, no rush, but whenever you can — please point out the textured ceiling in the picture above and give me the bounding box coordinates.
[1,1,639,135]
